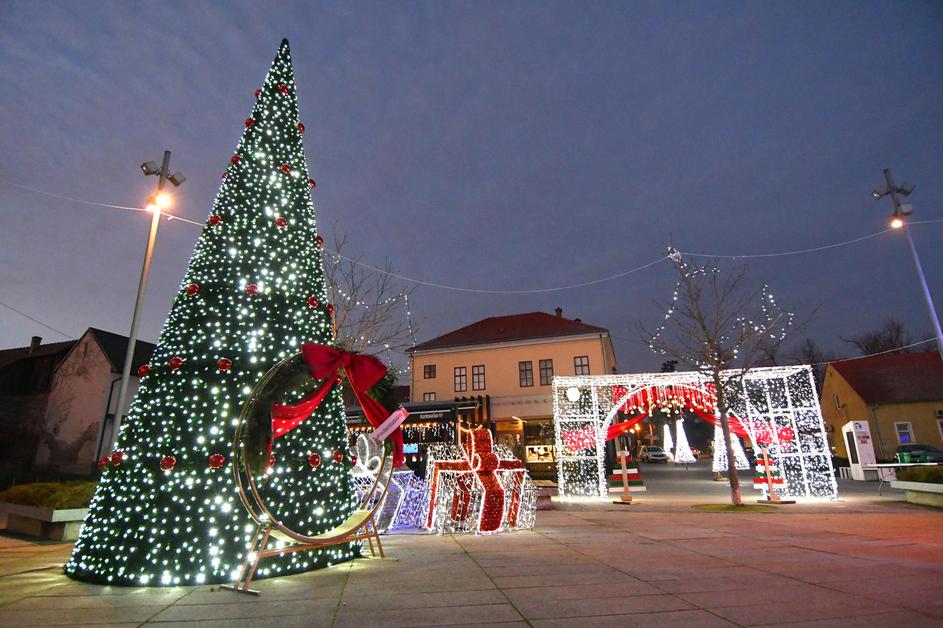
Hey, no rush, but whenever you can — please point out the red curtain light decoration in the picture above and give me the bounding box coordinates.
[271,344,405,467]
[426,428,524,533]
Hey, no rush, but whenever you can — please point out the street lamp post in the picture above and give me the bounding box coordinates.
[106,151,184,452]
[872,168,943,361]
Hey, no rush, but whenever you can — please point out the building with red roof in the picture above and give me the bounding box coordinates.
[407,309,616,476]
[821,351,943,460]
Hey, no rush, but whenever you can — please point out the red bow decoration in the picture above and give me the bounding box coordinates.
[271,344,405,467]
[426,428,524,532]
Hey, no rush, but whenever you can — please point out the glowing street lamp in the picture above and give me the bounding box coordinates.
[872,168,943,360]
[107,151,185,452]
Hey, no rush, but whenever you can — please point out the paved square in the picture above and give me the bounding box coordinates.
[1,486,942,627]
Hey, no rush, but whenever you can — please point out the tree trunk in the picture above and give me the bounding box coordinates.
[715,376,743,506]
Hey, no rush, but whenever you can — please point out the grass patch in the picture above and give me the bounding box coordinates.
[691,504,777,512]
[0,481,97,509]
[896,467,943,484]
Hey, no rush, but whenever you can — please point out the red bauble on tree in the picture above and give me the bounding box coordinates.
[254,88,261,99]
[332,449,344,464]
[349,455,357,466]
[297,122,305,134]
[267,455,277,469]
[137,364,150,377]
[315,234,323,247]
[308,178,316,189]
[245,283,260,296]
[230,154,241,165]
[216,358,233,372]
[307,296,319,308]
[274,216,287,229]
[160,455,176,472]
[186,283,200,296]
[208,453,226,469]
[278,84,289,94]
[245,118,255,127]
[326,304,335,316]
[111,450,125,466]
[168,357,184,371]
[97,457,109,471]
[279,163,292,175]
[221,172,228,180]
[208,214,222,226]
[307,453,321,469]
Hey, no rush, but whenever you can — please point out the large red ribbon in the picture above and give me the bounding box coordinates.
[271,344,405,467]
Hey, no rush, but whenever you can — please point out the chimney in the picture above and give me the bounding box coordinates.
[574,318,582,323]
[28,336,42,353]
[554,307,563,318]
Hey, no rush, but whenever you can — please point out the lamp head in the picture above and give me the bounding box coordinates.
[898,182,915,196]
[168,171,186,187]
[140,161,160,176]
[871,187,887,200]
[890,216,904,229]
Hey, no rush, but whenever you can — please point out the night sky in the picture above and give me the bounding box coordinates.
[1,1,941,374]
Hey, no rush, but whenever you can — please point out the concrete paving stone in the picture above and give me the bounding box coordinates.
[175,581,345,604]
[654,571,800,594]
[333,602,524,627]
[338,588,506,611]
[146,616,331,628]
[511,591,694,620]
[709,598,896,626]
[427,622,530,628]
[618,564,763,582]
[0,604,166,626]
[344,575,497,595]
[821,573,943,595]
[529,608,738,627]
[751,560,899,583]
[863,586,943,617]
[149,598,334,622]
[678,582,872,609]
[492,569,626,589]
[507,580,665,603]
[4,589,188,609]
[769,609,943,628]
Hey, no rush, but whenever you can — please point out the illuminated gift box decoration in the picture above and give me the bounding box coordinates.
[424,428,536,534]
[349,433,428,533]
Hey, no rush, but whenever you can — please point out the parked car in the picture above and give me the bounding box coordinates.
[640,445,669,463]
[895,444,943,463]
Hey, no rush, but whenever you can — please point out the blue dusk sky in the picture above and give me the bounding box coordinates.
[1,1,941,372]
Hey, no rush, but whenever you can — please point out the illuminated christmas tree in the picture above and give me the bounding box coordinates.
[66,39,358,586]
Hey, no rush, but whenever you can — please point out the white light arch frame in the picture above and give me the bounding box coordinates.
[552,366,838,500]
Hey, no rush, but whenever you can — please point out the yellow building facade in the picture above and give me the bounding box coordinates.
[820,352,943,460]
[407,310,616,476]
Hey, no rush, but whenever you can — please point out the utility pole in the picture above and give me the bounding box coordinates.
[872,168,943,361]
[107,151,180,452]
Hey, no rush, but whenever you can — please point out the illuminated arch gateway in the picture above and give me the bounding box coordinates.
[552,366,838,500]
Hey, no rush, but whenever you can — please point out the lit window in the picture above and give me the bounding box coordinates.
[895,422,914,444]
[472,365,486,391]
[454,367,467,393]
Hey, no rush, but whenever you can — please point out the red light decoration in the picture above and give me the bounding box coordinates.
[307,296,319,308]
[278,84,289,94]
[315,234,323,247]
[297,122,305,134]
[186,283,200,296]
[168,357,184,371]
[254,88,261,99]
[208,214,222,226]
[308,178,316,189]
[274,216,287,229]
[110,450,125,466]
[279,163,292,175]
[216,358,233,372]
[97,457,109,471]
[332,449,344,464]
[209,453,226,469]
[245,284,260,296]
[230,155,240,165]
[160,456,176,472]
[137,364,150,377]
[245,118,254,127]
[307,452,321,469]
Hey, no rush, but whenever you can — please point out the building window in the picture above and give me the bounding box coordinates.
[895,421,914,444]
[938,417,943,442]
[539,359,554,386]
[423,364,436,379]
[472,365,485,391]
[519,361,534,387]
[423,392,436,401]
[574,355,590,375]
[454,367,467,392]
